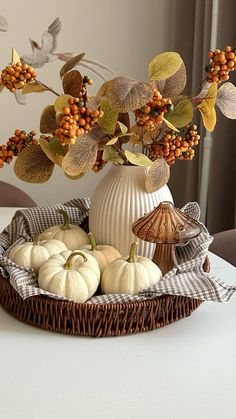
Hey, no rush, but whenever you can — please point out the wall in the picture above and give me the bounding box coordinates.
[0,0,171,205]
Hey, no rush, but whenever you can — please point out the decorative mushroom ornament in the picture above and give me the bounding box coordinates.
[39,209,89,250]
[132,201,201,276]
[80,232,121,273]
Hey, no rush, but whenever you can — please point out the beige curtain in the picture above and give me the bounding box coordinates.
[166,0,236,233]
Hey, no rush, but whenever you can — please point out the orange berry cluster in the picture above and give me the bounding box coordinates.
[134,89,173,130]
[0,130,37,168]
[54,77,104,145]
[92,150,107,173]
[0,63,37,93]
[147,124,200,165]
[207,45,236,83]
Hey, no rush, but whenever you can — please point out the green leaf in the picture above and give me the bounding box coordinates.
[106,132,134,146]
[117,121,128,134]
[165,97,193,128]
[98,100,119,134]
[102,146,124,164]
[216,82,236,119]
[14,145,54,183]
[11,48,21,65]
[163,117,179,132]
[40,105,57,134]
[54,94,73,113]
[39,138,63,167]
[124,150,152,167]
[104,76,154,112]
[62,70,83,97]
[148,52,183,81]
[22,82,48,94]
[145,158,170,192]
[60,53,85,77]
[48,137,66,156]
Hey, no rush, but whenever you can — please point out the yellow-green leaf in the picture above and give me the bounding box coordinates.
[22,82,48,94]
[14,145,54,183]
[104,76,154,112]
[39,138,64,167]
[165,97,193,128]
[62,70,83,97]
[48,137,65,156]
[124,150,152,167]
[60,53,85,77]
[198,107,216,132]
[148,52,183,81]
[117,121,128,134]
[54,94,73,113]
[102,146,124,164]
[64,172,85,180]
[99,100,119,134]
[163,117,179,132]
[96,80,112,97]
[197,82,217,132]
[145,158,170,192]
[40,105,57,133]
[106,132,134,146]
[155,62,187,97]
[11,48,21,65]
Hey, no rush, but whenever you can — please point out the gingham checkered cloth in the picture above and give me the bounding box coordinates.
[0,198,236,304]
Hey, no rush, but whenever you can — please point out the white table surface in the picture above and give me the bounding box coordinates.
[1,208,236,419]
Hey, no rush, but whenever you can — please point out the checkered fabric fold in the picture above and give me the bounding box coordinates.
[0,198,236,304]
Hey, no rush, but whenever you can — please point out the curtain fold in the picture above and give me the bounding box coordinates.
[166,0,236,233]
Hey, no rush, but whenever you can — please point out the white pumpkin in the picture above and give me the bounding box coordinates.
[39,209,89,250]
[38,250,100,303]
[9,239,67,273]
[101,242,162,295]
[80,232,121,273]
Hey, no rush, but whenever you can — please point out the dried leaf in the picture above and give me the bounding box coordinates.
[148,52,183,81]
[14,145,54,183]
[165,97,193,128]
[22,82,48,94]
[155,62,187,97]
[104,76,154,112]
[163,117,179,132]
[216,82,236,119]
[60,53,85,77]
[64,172,85,180]
[0,15,8,32]
[124,150,152,167]
[98,100,119,134]
[40,105,57,133]
[39,138,63,166]
[54,94,72,113]
[62,70,83,97]
[96,80,112,97]
[145,158,170,192]
[11,48,21,65]
[102,146,124,164]
[62,127,105,176]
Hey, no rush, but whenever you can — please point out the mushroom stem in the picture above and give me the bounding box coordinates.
[87,232,97,251]
[152,243,177,276]
[57,209,70,231]
[64,252,87,270]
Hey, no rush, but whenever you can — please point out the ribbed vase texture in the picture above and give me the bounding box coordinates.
[89,165,173,258]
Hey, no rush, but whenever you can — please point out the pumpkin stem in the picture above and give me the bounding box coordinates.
[127,242,138,263]
[57,209,70,231]
[64,251,88,270]
[33,236,40,245]
[88,232,97,250]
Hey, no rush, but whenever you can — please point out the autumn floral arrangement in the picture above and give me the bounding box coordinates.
[0,45,236,192]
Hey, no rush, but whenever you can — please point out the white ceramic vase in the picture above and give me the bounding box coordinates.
[89,165,173,258]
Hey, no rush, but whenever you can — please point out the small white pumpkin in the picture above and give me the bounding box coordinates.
[80,232,121,273]
[101,242,162,295]
[39,209,89,250]
[9,238,67,273]
[38,250,100,303]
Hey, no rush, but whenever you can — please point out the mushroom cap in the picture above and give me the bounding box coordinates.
[132,201,201,244]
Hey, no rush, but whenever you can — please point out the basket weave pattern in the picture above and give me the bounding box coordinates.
[0,276,202,337]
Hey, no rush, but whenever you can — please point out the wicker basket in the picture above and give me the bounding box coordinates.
[0,275,204,337]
